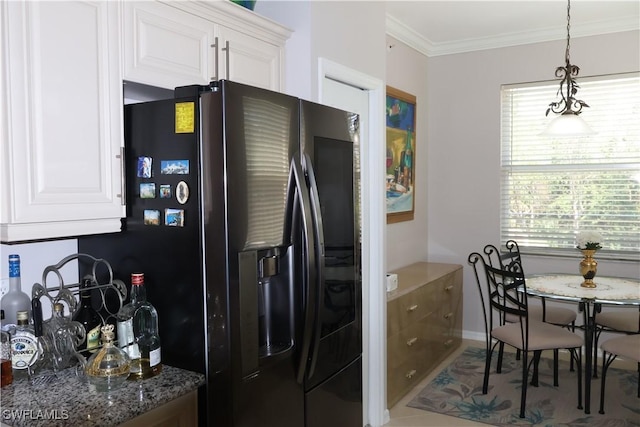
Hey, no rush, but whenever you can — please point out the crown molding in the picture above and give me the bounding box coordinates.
[386,15,433,57]
[386,14,640,57]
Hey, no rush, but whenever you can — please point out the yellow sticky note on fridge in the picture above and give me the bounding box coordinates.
[175,102,195,134]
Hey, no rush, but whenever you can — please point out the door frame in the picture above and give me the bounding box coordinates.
[318,58,387,427]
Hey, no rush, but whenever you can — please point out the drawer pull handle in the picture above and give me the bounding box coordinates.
[406,369,417,379]
[443,312,453,319]
[406,337,418,346]
[444,339,453,347]
[407,304,418,312]
[444,285,454,292]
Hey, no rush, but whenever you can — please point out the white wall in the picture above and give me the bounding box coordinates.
[254,0,312,100]
[384,36,429,271]
[425,30,640,338]
[0,240,79,320]
[257,1,386,102]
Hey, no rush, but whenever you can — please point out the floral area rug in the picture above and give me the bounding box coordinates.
[407,346,640,426]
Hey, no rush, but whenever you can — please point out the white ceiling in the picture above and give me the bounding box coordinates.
[385,0,640,56]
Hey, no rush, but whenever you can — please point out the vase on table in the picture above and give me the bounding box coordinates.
[579,249,598,288]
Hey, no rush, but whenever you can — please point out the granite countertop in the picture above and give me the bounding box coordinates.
[0,365,205,426]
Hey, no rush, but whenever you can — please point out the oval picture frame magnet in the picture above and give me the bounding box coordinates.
[176,181,189,205]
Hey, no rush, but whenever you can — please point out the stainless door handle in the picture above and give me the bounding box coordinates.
[117,147,125,205]
[222,40,230,79]
[290,156,317,385]
[211,37,219,81]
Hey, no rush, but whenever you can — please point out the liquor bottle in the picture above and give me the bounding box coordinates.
[10,310,43,379]
[116,273,162,379]
[73,278,103,356]
[1,255,31,330]
[1,310,13,387]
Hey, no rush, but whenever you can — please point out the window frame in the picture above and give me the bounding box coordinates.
[500,72,640,262]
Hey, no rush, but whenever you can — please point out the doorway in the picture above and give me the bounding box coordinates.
[318,59,387,427]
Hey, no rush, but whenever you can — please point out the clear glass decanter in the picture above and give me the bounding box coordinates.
[85,324,130,392]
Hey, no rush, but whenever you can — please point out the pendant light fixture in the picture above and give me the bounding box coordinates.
[541,0,595,137]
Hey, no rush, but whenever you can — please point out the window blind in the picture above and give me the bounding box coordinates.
[500,73,640,260]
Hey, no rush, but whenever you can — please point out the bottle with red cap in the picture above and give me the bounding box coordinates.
[116,273,162,379]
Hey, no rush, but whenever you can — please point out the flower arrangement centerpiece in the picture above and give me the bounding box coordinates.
[576,231,602,288]
[576,231,603,251]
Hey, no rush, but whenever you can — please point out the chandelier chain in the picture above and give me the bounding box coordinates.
[542,0,594,135]
[565,0,571,65]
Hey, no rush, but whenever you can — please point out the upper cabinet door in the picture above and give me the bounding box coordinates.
[123,1,215,89]
[123,1,290,92]
[1,1,125,242]
[217,25,283,91]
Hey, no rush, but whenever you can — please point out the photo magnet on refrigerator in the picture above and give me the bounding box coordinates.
[160,185,171,199]
[165,209,184,227]
[160,160,189,175]
[140,183,156,199]
[144,210,161,226]
[137,156,152,178]
[176,181,189,205]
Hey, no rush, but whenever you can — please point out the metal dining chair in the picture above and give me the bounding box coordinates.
[469,249,584,418]
[598,333,640,414]
[593,308,640,377]
[486,240,577,326]
[484,240,578,374]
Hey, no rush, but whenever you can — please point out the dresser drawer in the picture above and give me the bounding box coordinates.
[387,315,436,370]
[387,284,437,337]
[431,268,463,311]
[422,334,460,375]
[387,358,425,407]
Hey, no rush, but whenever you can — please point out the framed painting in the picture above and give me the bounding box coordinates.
[386,86,416,223]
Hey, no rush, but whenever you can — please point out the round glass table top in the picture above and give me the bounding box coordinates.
[526,274,640,304]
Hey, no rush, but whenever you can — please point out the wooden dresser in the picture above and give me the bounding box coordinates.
[386,262,463,408]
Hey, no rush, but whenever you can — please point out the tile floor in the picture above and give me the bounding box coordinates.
[384,338,637,427]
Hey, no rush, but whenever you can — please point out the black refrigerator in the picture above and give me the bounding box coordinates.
[78,80,362,427]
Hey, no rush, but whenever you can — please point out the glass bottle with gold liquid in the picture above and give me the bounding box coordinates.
[116,273,162,379]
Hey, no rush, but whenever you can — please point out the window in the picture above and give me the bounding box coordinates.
[500,73,640,260]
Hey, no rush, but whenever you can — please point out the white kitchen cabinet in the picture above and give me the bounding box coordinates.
[217,24,283,91]
[123,0,291,91]
[122,1,215,89]
[1,1,125,243]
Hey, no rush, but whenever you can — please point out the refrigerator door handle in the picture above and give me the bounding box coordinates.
[302,153,325,380]
[289,156,318,385]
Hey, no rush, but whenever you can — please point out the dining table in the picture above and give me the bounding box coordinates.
[525,273,640,414]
